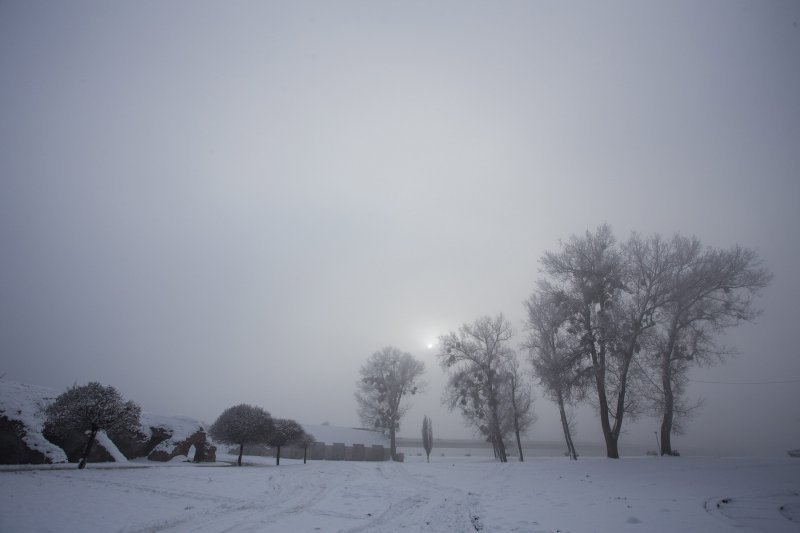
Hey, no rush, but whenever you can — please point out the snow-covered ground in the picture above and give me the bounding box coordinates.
[1,454,798,532]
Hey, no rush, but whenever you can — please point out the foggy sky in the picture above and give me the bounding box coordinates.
[1,1,798,455]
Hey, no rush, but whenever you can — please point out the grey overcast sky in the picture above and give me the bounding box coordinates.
[1,1,798,454]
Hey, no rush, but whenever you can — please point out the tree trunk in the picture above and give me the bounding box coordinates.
[78,424,99,469]
[303,446,307,464]
[659,320,680,456]
[509,377,524,462]
[426,451,429,463]
[660,352,675,456]
[389,416,397,461]
[493,428,507,462]
[495,432,507,462]
[609,349,636,456]
[276,445,281,466]
[557,394,577,460]
[583,307,619,459]
[593,357,619,458]
[237,443,244,466]
[487,385,507,462]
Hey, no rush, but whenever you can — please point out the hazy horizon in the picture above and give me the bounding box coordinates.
[2,1,798,456]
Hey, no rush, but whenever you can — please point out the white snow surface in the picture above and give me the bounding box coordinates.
[0,379,67,463]
[300,424,389,446]
[2,454,799,532]
[94,431,127,463]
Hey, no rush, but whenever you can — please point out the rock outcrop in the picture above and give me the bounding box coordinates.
[0,379,214,464]
[136,415,215,462]
[0,415,50,464]
[0,380,68,464]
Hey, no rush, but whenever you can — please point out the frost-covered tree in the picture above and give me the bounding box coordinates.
[537,227,771,459]
[438,315,515,462]
[355,347,426,460]
[541,227,676,458]
[209,404,274,466]
[268,418,305,465]
[524,285,590,460]
[642,236,771,455]
[421,415,433,462]
[43,382,141,469]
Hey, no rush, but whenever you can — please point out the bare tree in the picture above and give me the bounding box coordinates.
[209,404,274,466]
[647,237,771,455]
[268,418,305,465]
[421,415,433,462]
[541,226,675,458]
[43,382,141,469]
[355,347,426,460]
[524,284,588,460]
[438,314,515,462]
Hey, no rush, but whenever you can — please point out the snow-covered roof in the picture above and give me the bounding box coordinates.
[301,424,389,447]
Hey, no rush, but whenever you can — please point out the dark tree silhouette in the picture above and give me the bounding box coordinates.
[43,382,141,469]
[209,404,273,466]
[421,415,433,462]
[298,432,316,464]
[268,418,305,465]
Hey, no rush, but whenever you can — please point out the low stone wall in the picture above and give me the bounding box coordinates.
[279,443,392,461]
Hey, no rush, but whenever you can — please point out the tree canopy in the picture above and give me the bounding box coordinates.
[43,382,141,469]
[355,346,426,460]
[209,404,274,466]
[268,418,305,465]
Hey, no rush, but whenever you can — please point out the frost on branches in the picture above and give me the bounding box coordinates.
[355,346,426,461]
[209,404,274,466]
[43,382,141,469]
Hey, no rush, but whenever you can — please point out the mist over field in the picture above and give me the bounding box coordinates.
[1,0,799,456]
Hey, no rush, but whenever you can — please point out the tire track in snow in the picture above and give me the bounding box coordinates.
[121,467,341,533]
[338,462,476,532]
[704,491,800,532]
[176,468,344,533]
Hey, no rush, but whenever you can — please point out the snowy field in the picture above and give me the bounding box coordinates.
[1,455,799,532]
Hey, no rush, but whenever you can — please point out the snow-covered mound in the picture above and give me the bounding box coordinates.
[0,379,214,464]
[140,413,214,461]
[0,379,67,464]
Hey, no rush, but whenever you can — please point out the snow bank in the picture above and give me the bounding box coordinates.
[0,379,67,463]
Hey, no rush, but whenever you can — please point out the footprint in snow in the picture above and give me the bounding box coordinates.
[625,516,642,524]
